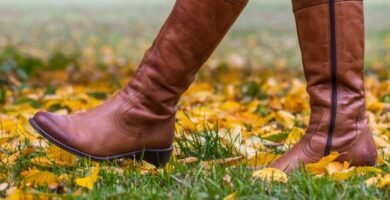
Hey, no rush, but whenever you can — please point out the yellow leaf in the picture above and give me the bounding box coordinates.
[46,145,77,167]
[373,136,390,148]
[305,152,340,175]
[75,164,100,190]
[177,157,199,164]
[261,78,283,96]
[252,168,288,183]
[30,157,54,167]
[223,192,237,200]
[7,189,51,200]
[366,94,384,113]
[331,167,382,181]
[325,162,345,174]
[377,174,390,188]
[0,135,16,145]
[284,127,304,145]
[2,152,21,165]
[245,152,279,168]
[21,169,59,187]
[220,101,241,112]
[275,111,295,129]
[354,167,382,174]
[284,79,309,113]
[138,160,158,175]
[365,176,380,187]
[176,111,197,130]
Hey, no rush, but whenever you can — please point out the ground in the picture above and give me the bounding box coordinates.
[0,0,389,199]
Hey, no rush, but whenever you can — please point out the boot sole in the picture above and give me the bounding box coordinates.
[29,118,173,168]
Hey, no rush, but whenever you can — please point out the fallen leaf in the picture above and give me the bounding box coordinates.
[223,192,236,200]
[305,152,340,175]
[138,160,158,175]
[75,164,100,190]
[284,127,304,145]
[7,189,52,200]
[366,177,379,187]
[331,167,382,181]
[177,157,199,164]
[21,169,59,187]
[252,168,288,183]
[46,145,77,167]
[373,136,390,148]
[220,101,241,112]
[377,174,390,188]
[275,110,295,129]
[325,161,349,174]
[245,152,279,168]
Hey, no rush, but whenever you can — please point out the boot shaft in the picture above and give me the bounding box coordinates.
[293,0,365,108]
[125,0,248,109]
[292,0,367,153]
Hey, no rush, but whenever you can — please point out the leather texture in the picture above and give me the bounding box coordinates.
[32,0,248,157]
[292,0,363,11]
[270,0,378,173]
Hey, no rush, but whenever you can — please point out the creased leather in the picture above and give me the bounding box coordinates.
[292,0,364,11]
[271,0,377,173]
[32,0,248,157]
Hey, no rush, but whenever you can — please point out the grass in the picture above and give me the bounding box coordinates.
[176,125,239,160]
[86,164,387,199]
[1,126,388,199]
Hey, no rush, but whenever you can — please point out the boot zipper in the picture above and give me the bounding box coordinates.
[325,0,338,156]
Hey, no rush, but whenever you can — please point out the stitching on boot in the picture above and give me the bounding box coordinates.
[336,106,365,153]
[114,73,152,137]
[302,106,326,157]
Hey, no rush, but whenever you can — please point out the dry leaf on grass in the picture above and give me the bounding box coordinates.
[177,157,199,164]
[275,110,295,129]
[223,192,237,200]
[305,152,340,175]
[331,167,382,181]
[244,152,279,168]
[252,168,288,183]
[284,127,304,145]
[21,169,59,187]
[75,164,100,190]
[325,161,349,174]
[31,146,76,167]
[7,189,52,200]
[366,174,390,188]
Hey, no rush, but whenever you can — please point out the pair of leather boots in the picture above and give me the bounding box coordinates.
[30,0,377,173]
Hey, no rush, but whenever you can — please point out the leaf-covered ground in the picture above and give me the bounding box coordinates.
[0,0,389,199]
[1,66,389,199]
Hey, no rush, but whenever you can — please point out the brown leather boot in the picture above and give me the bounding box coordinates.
[270,0,378,173]
[30,0,248,167]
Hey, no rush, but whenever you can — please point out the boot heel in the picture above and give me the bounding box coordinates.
[138,147,173,168]
[339,129,378,167]
[351,131,378,166]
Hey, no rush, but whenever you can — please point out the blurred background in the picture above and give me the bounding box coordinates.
[0,0,389,101]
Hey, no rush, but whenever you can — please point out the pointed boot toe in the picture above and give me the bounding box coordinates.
[30,112,73,147]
